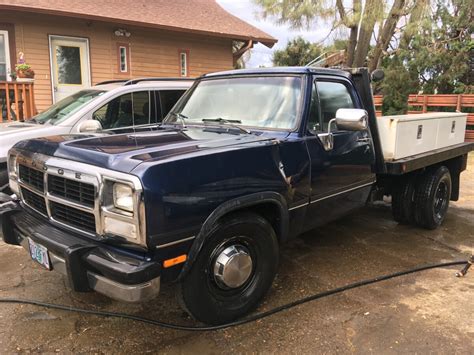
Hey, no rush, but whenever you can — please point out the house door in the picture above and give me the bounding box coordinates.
[50,36,91,102]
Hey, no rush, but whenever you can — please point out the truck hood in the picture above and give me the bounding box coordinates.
[13,127,279,173]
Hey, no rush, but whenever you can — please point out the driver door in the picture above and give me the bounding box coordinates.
[303,77,376,229]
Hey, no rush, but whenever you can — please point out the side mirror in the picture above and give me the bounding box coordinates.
[371,69,385,82]
[78,120,102,133]
[335,108,368,131]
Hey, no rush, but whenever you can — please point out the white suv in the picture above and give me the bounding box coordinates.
[0,78,193,189]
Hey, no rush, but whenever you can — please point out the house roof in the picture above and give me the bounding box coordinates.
[0,0,277,47]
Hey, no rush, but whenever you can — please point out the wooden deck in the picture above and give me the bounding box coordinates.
[0,81,37,122]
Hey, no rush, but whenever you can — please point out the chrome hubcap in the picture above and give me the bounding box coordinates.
[213,244,253,289]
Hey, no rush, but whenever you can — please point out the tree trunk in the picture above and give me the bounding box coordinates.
[369,0,406,72]
[346,0,361,67]
[353,0,380,67]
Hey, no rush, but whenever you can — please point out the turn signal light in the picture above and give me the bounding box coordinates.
[163,254,187,268]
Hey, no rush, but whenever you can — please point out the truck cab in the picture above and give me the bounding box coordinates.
[1,67,472,325]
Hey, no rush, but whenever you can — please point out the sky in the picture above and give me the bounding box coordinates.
[217,0,332,68]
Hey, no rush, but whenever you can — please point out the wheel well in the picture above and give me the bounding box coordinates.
[218,202,285,242]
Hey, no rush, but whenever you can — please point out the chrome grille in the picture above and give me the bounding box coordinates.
[17,161,98,236]
[50,202,96,233]
[48,175,95,207]
[21,187,47,215]
[19,164,44,192]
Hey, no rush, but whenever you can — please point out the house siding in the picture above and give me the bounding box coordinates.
[0,10,233,111]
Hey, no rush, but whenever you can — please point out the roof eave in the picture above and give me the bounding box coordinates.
[0,4,277,47]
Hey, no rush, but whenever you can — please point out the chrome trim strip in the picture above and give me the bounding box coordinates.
[310,181,375,204]
[155,235,196,249]
[46,193,95,213]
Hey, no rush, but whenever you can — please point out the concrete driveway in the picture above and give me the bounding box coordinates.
[0,154,473,353]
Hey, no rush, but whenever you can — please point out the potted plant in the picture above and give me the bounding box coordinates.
[15,63,35,79]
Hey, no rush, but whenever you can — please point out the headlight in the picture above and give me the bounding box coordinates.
[113,183,134,212]
[8,154,17,176]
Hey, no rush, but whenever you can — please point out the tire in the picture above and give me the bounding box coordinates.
[179,212,279,325]
[392,177,416,224]
[413,166,451,230]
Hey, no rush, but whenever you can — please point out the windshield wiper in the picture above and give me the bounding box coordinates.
[202,118,250,134]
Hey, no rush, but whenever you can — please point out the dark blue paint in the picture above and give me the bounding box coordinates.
[13,67,377,275]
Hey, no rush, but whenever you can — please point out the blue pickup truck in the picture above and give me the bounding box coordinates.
[1,67,473,325]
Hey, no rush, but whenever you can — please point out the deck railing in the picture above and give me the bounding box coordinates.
[374,94,474,142]
[0,81,37,122]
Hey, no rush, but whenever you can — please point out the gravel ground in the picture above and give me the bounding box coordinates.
[0,154,472,353]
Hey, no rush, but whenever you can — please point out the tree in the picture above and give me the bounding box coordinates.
[272,37,323,66]
[254,0,413,68]
[385,0,473,94]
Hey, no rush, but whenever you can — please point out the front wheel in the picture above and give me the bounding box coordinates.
[179,212,279,325]
[413,166,452,230]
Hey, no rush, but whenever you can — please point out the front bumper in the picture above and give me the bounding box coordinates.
[0,200,161,303]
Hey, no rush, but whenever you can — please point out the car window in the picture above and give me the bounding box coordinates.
[307,81,321,132]
[92,91,151,129]
[316,81,355,131]
[159,90,185,119]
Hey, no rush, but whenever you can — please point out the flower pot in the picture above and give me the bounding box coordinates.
[17,69,35,79]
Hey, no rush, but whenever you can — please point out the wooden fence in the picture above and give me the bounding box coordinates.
[374,94,474,142]
[0,81,37,122]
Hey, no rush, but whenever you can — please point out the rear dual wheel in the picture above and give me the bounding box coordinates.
[178,212,279,325]
[392,166,452,229]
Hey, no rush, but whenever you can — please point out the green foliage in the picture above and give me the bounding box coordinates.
[15,63,31,71]
[383,0,473,96]
[272,36,323,66]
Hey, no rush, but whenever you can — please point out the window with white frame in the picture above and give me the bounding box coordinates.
[0,30,11,81]
[179,51,188,77]
[119,45,128,73]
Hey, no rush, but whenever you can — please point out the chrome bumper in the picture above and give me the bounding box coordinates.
[19,237,160,303]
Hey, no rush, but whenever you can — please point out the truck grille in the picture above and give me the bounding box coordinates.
[48,175,95,207]
[21,187,47,215]
[19,165,44,192]
[18,163,97,235]
[50,202,96,233]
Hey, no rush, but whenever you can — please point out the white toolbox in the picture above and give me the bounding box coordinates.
[377,112,467,161]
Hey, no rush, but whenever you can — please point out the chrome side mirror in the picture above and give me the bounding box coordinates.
[78,120,102,133]
[335,108,368,131]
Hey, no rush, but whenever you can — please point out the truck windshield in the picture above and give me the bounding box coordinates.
[33,89,105,125]
[165,76,303,130]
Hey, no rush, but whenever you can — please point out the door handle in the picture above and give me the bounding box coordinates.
[357,137,371,143]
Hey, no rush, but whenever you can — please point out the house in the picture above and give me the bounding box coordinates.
[0,0,276,117]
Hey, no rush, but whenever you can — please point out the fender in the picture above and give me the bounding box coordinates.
[177,191,289,280]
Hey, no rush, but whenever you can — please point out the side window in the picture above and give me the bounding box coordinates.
[307,81,322,132]
[93,91,151,129]
[159,90,185,119]
[131,91,151,126]
[316,81,355,131]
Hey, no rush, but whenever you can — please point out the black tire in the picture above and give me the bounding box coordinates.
[413,166,451,230]
[179,212,279,325]
[392,177,416,224]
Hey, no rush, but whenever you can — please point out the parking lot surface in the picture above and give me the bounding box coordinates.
[0,154,473,353]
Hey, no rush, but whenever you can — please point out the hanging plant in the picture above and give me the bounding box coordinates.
[15,63,35,79]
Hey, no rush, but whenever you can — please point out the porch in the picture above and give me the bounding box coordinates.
[0,81,36,122]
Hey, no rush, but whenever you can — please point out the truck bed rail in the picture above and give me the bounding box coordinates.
[384,142,474,175]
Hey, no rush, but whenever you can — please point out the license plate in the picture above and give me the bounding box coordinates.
[28,238,51,270]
